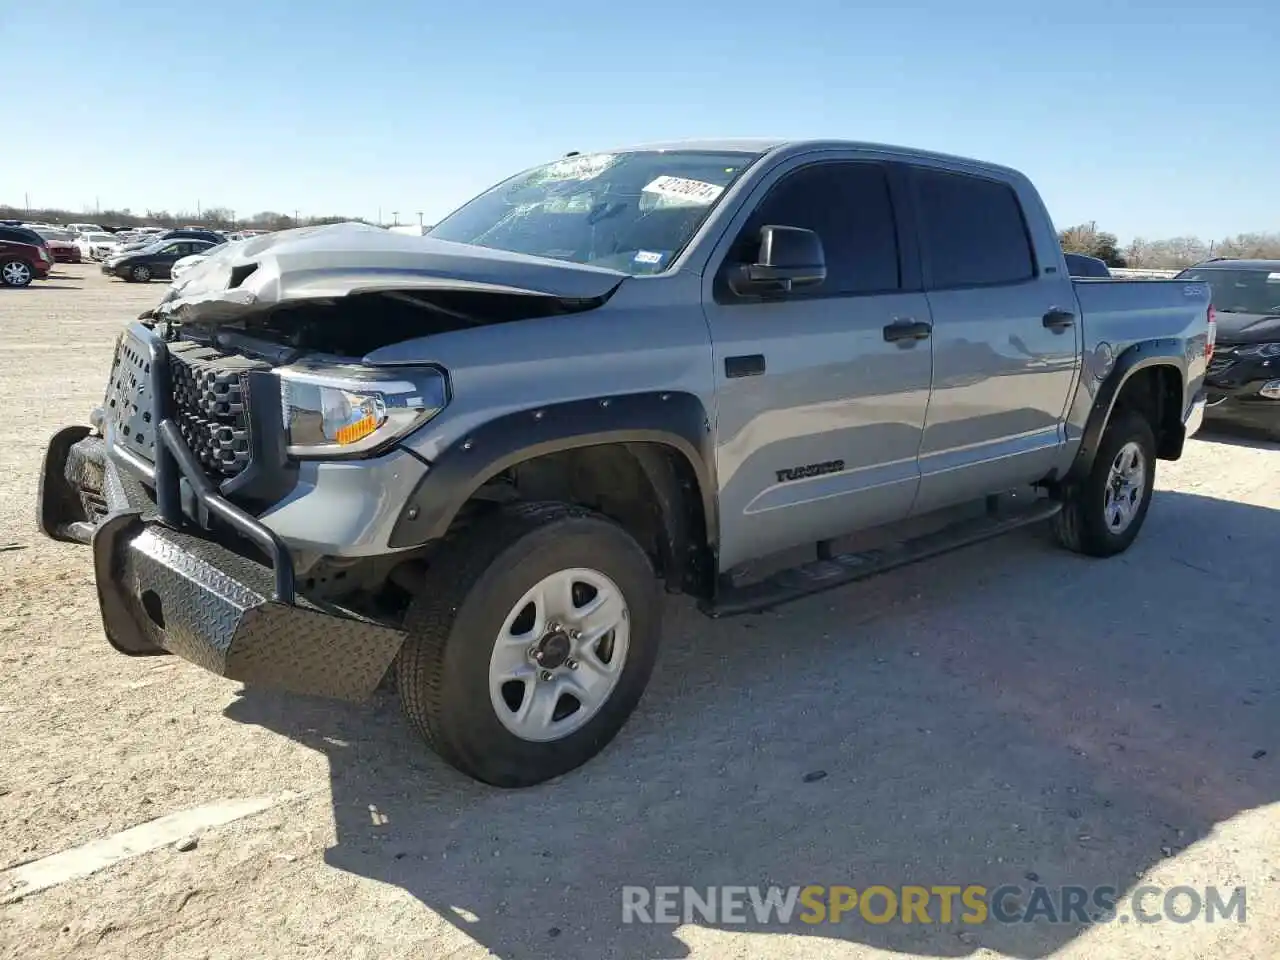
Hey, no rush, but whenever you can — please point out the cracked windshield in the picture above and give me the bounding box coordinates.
[429,150,756,274]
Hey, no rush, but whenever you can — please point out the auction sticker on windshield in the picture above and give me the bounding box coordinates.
[642,175,724,205]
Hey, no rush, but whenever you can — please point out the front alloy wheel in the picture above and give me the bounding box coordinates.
[489,567,630,743]
[130,265,151,282]
[396,503,661,787]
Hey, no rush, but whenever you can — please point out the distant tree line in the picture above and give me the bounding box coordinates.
[0,203,370,232]
[1059,222,1280,270]
[5,201,1274,269]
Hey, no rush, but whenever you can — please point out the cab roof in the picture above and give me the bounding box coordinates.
[597,138,1023,178]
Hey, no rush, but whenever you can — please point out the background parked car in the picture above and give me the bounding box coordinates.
[0,224,52,253]
[104,238,218,282]
[169,240,227,282]
[1064,252,1112,278]
[115,228,222,255]
[159,228,224,245]
[32,227,83,263]
[1175,258,1280,439]
[0,229,53,287]
[76,231,120,261]
[65,222,105,235]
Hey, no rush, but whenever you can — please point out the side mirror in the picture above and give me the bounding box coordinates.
[727,225,826,297]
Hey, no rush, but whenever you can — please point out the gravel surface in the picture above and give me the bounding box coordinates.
[1,263,1277,960]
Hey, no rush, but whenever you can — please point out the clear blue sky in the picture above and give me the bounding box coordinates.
[6,0,1274,241]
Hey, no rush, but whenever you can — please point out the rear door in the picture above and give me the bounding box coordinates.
[906,165,1080,514]
[701,155,933,570]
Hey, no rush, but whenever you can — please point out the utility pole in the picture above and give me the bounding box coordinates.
[392,211,399,226]
[294,208,299,225]
[24,192,29,214]
[197,200,202,218]
[377,206,382,226]
[417,211,424,227]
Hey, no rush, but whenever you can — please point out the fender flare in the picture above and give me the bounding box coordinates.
[1067,339,1188,481]
[387,391,719,553]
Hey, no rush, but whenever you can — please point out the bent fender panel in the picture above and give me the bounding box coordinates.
[1067,339,1187,480]
[388,392,718,551]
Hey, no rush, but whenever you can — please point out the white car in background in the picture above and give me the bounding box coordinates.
[170,241,228,283]
[75,231,120,261]
[66,222,105,235]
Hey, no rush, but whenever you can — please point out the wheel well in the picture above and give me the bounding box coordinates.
[1113,365,1184,459]
[451,442,714,598]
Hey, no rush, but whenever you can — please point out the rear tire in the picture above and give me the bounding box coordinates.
[396,502,661,787]
[1,259,33,287]
[1053,409,1156,557]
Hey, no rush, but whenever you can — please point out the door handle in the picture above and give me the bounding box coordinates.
[1043,308,1075,331]
[883,319,932,343]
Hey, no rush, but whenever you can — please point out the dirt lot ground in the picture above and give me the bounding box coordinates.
[1,262,1277,960]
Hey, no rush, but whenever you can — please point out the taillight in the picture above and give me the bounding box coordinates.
[1206,304,1216,363]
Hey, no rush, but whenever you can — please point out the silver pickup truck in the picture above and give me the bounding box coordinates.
[39,139,1214,787]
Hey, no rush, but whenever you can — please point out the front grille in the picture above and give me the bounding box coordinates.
[167,341,271,478]
[103,330,271,481]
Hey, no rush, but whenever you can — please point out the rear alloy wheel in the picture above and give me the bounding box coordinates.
[130,265,151,282]
[1,259,33,287]
[396,503,661,787]
[1053,410,1156,557]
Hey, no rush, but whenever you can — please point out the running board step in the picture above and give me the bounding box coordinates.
[701,499,1062,618]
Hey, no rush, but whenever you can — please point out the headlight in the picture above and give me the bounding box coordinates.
[277,364,448,458]
[1233,342,1280,359]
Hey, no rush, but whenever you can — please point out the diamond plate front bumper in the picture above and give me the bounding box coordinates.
[39,428,406,702]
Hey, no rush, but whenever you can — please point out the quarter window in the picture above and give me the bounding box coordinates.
[914,168,1035,288]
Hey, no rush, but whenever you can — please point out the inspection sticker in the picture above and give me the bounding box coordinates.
[642,175,724,205]
[1268,272,1280,282]
[634,250,665,265]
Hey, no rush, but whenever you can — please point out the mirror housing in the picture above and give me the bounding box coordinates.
[727,225,826,297]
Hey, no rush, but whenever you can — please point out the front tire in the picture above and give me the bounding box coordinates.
[1,259,33,287]
[130,265,151,282]
[396,503,661,787]
[1053,409,1156,557]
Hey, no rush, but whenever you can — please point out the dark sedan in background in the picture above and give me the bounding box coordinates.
[1175,258,1280,440]
[102,238,218,282]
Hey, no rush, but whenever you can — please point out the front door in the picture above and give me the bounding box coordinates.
[906,164,1081,514]
[701,157,933,571]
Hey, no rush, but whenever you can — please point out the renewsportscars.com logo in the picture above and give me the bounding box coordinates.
[621,884,1247,926]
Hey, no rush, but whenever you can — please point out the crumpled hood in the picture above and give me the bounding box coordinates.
[155,221,628,322]
[1214,311,1280,344]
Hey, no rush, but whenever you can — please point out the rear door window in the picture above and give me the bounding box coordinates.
[914,168,1036,288]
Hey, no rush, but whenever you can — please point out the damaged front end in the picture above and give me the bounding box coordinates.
[39,224,628,700]
[38,324,406,701]
[148,221,626,354]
